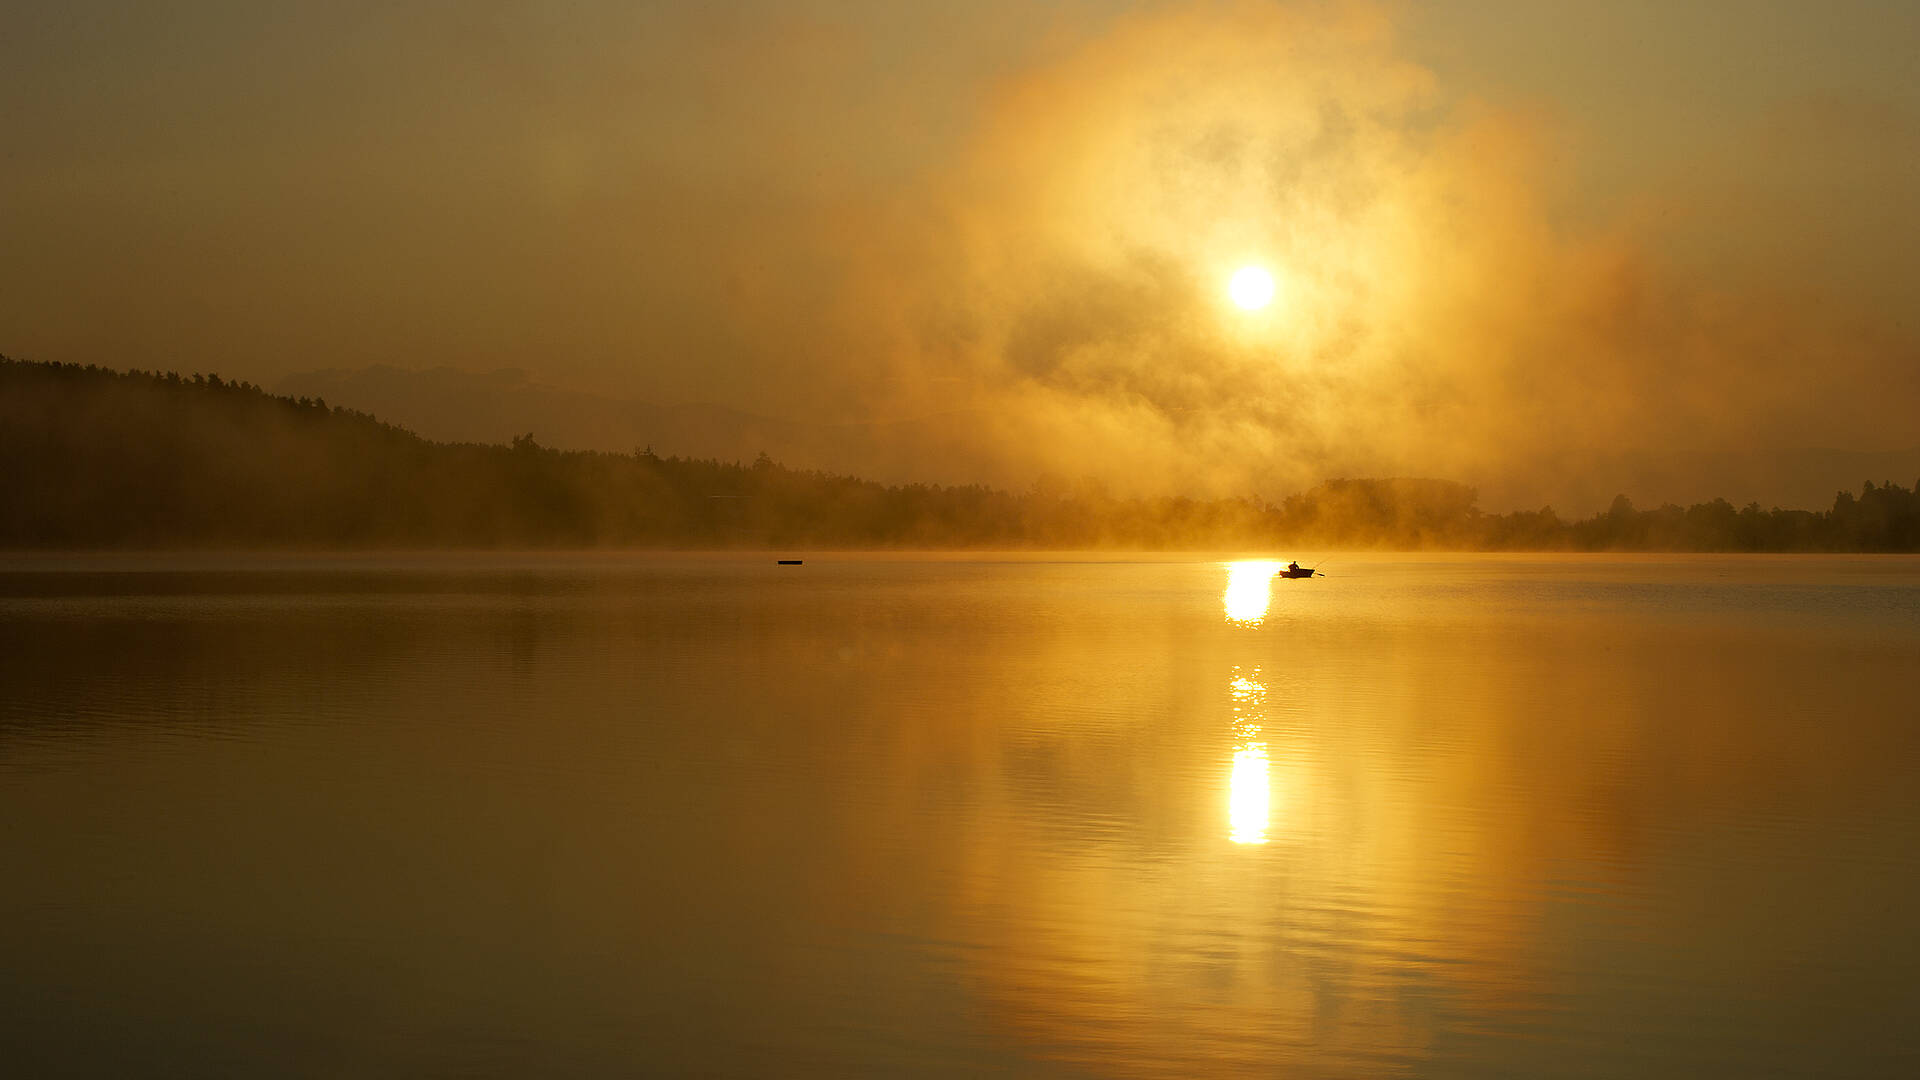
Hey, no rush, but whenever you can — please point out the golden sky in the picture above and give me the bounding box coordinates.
[4,1,1916,509]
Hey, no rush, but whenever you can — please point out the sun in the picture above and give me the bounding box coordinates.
[1228,265,1276,310]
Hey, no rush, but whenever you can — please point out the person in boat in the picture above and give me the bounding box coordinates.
[1287,561,1300,574]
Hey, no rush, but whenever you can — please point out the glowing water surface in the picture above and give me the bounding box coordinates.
[2,553,1918,1078]
[1222,559,1279,625]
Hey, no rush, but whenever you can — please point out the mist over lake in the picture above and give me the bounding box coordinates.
[4,553,1917,1077]
[10,2,1920,1074]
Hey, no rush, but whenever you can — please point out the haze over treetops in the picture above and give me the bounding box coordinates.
[5,357,1916,551]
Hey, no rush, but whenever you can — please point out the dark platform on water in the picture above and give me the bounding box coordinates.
[777,560,803,565]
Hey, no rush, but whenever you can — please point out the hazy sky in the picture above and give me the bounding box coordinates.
[5,1,1917,507]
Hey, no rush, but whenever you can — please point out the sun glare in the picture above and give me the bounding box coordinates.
[1223,560,1279,625]
[1228,265,1275,310]
[1228,667,1272,845]
[1229,746,1272,844]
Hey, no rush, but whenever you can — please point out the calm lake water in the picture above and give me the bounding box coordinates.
[3,553,1918,1077]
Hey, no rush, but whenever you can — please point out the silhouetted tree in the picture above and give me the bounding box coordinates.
[5,355,1917,552]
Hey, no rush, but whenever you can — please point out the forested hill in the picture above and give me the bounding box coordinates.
[3,356,1918,550]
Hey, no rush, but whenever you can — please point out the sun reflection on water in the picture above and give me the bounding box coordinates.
[1228,667,1271,844]
[1230,746,1271,844]
[1222,561,1280,626]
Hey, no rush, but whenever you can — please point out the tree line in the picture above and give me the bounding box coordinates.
[4,355,1917,550]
